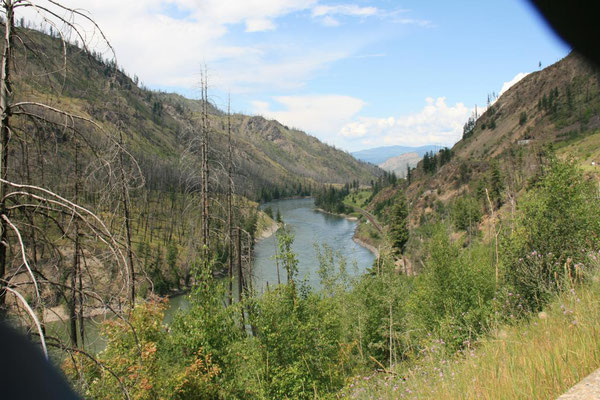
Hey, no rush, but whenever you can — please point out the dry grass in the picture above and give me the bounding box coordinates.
[343,271,600,399]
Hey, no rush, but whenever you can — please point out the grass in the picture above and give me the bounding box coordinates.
[344,190,372,209]
[342,269,600,399]
[557,130,600,172]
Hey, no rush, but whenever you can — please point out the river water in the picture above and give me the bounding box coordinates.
[253,198,375,292]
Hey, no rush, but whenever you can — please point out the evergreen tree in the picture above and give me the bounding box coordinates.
[389,193,409,256]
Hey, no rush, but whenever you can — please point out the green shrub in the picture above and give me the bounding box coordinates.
[407,226,496,351]
[451,194,482,232]
[502,157,600,310]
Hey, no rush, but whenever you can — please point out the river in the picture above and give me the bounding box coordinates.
[253,197,375,292]
[49,198,375,353]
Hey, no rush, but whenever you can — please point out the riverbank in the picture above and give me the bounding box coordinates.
[44,304,110,324]
[353,237,379,258]
[257,220,280,241]
[314,207,381,257]
[314,207,358,221]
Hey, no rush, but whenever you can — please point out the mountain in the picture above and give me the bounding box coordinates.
[378,152,421,178]
[2,25,383,302]
[352,145,438,165]
[13,27,381,202]
[402,52,600,221]
[365,52,600,228]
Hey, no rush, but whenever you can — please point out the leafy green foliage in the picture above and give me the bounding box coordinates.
[350,271,412,363]
[389,193,409,256]
[422,148,453,174]
[519,111,527,126]
[502,157,600,310]
[451,194,482,232]
[63,300,222,399]
[408,226,496,351]
[276,226,299,284]
[250,285,351,399]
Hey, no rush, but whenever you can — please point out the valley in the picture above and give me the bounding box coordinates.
[0,2,599,400]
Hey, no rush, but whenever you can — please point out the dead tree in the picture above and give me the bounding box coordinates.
[0,0,140,369]
[200,69,210,262]
[227,96,234,305]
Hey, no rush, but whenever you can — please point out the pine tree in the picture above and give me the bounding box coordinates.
[389,193,409,256]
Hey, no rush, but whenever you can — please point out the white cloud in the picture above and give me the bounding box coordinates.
[211,49,349,93]
[321,16,341,27]
[393,18,432,27]
[252,94,366,140]
[18,1,430,96]
[245,18,277,32]
[312,4,379,17]
[499,72,529,96]
[339,97,471,147]
[18,0,320,91]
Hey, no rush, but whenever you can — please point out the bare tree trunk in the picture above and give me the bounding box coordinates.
[78,252,85,348]
[69,141,81,346]
[227,96,234,306]
[0,0,14,313]
[118,130,135,305]
[200,70,210,262]
[237,227,245,328]
[70,225,79,347]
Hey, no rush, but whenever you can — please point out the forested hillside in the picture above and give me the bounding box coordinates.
[404,52,600,227]
[12,26,380,201]
[0,10,380,363]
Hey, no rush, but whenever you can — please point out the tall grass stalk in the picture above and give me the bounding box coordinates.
[343,271,600,399]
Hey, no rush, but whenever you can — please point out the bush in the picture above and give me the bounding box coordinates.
[519,111,527,126]
[63,300,222,399]
[407,226,496,351]
[250,285,350,399]
[451,194,482,232]
[502,157,600,310]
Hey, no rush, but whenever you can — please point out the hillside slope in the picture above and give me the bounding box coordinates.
[13,26,380,201]
[387,52,600,225]
[0,24,382,306]
[378,152,421,177]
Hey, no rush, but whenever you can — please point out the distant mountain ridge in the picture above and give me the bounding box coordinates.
[378,152,421,178]
[352,145,439,165]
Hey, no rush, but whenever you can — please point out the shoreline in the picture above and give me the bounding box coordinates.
[257,220,280,242]
[43,305,110,324]
[314,207,359,221]
[353,236,380,258]
[260,195,312,204]
[313,207,379,258]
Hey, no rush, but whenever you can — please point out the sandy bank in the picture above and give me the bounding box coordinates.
[257,220,280,241]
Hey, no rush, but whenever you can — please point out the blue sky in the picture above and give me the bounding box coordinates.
[29,1,570,151]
